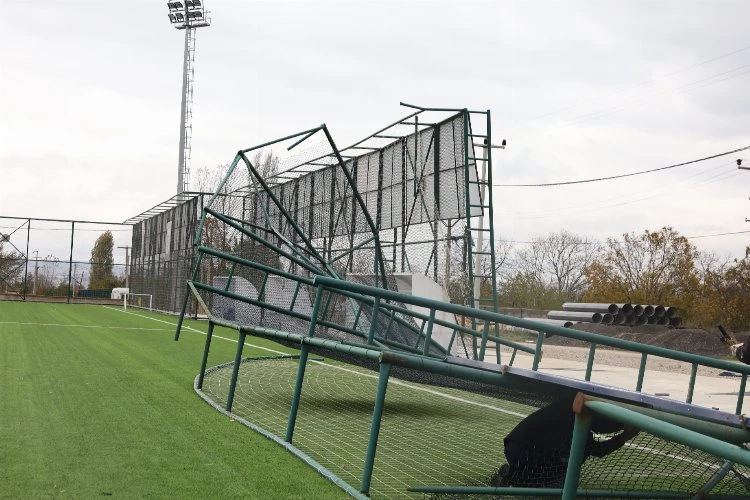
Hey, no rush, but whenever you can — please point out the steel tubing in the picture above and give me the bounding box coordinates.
[654,305,666,317]
[616,303,634,315]
[562,302,619,314]
[641,305,655,317]
[665,306,678,318]
[600,313,614,325]
[548,311,603,323]
[632,304,645,316]
[669,317,683,328]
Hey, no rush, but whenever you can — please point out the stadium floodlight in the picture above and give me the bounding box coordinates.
[165,1,211,194]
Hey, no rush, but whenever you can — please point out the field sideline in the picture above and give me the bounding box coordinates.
[0,301,344,499]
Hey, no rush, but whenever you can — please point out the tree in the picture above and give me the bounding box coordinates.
[0,240,25,292]
[583,227,699,310]
[90,231,116,289]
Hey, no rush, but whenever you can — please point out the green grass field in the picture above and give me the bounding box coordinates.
[0,301,344,499]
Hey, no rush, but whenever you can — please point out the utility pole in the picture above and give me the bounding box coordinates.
[118,246,131,289]
[740,159,748,222]
[32,250,38,295]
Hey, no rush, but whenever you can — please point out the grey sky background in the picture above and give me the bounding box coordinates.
[1,0,749,266]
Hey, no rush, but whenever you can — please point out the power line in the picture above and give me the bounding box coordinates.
[494,146,750,187]
[494,229,750,245]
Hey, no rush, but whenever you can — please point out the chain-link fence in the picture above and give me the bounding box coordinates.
[0,216,132,303]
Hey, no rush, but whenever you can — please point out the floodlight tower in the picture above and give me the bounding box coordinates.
[166,1,211,194]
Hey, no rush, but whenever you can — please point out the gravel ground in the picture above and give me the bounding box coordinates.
[538,324,750,377]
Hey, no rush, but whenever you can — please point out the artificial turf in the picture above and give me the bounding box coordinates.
[0,301,345,499]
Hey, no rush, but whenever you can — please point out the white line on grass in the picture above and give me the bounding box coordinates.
[0,321,170,332]
[103,306,528,418]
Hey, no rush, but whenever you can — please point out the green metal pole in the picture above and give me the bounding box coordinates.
[423,309,436,356]
[225,329,246,412]
[285,287,324,443]
[197,321,215,389]
[692,460,735,499]
[737,375,747,415]
[479,319,490,361]
[366,298,380,345]
[66,221,74,304]
[406,485,746,498]
[636,352,648,392]
[361,361,392,495]
[562,412,592,500]
[175,251,203,341]
[585,343,596,381]
[585,400,750,466]
[532,332,544,371]
[687,363,698,404]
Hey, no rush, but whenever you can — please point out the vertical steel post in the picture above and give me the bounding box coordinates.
[360,361,392,495]
[175,251,203,341]
[422,309,436,355]
[562,412,591,500]
[737,375,747,415]
[636,352,648,392]
[479,319,490,361]
[585,344,597,381]
[23,219,30,301]
[225,329,246,412]
[687,363,698,404]
[532,332,544,371]
[66,221,75,304]
[366,297,381,345]
[197,321,215,389]
[285,287,324,443]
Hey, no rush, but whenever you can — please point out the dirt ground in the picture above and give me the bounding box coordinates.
[543,322,750,359]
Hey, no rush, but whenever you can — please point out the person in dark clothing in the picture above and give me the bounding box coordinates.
[731,335,750,365]
[492,394,639,488]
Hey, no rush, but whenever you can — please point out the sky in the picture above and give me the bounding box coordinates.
[1,0,749,266]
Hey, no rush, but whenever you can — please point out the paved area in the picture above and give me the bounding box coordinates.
[486,344,749,414]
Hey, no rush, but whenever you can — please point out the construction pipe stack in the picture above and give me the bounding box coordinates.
[545,302,683,328]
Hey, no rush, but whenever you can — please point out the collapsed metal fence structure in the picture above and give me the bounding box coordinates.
[173,104,750,498]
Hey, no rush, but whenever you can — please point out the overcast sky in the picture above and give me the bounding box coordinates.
[1,0,749,264]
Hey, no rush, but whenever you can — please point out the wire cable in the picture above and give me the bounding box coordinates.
[494,146,750,187]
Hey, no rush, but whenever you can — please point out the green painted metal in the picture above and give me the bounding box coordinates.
[737,375,747,415]
[584,400,750,466]
[313,276,750,375]
[484,110,499,316]
[225,329,246,412]
[198,244,316,286]
[532,332,544,371]
[285,288,323,444]
[66,221,74,304]
[238,126,324,155]
[562,412,592,500]
[365,297,380,345]
[197,153,242,245]
[636,352,647,392]
[583,395,750,446]
[329,236,374,263]
[692,460,735,499]
[360,362,392,494]
[687,363,698,404]
[193,373,369,500]
[478,319,490,360]
[320,125,389,290]
[585,343,596,381]
[509,348,518,366]
[223,262,237,291]
[175,251,203,341]
[197,321,215,389]
[289,280,302,309]
[405,485,747,498]
[423,309,436,356]
[202,208,325,276]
